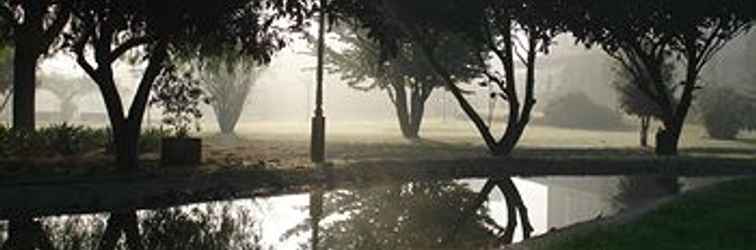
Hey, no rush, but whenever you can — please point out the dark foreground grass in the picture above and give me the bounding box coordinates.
[543,178,756,250]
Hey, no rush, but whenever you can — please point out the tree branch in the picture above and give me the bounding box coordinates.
[107,37,153,64]
[41,1,71,50]
[73,27,98,80]
[127,40,168,126]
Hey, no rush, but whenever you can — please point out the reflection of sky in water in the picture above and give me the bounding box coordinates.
[0,177,731,249]
[256,177,608,248]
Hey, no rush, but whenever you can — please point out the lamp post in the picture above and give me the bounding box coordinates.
[310,0,327,163]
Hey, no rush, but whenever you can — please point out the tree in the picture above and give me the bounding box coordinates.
[372,0,567,155]
[66,0,305,169]
[37,73,96,122]
[0,0,71,130]
[193,53,267,135]
[571,0,754,155]
[611,60,676,147]
[698,86,755,139]
[317,21,479,139]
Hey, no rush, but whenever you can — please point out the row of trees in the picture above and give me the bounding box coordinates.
[0,0,754,170]
[328,0,755,156]
[1,0,311,169]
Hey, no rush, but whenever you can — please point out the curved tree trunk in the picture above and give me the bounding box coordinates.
[444,178,533,245]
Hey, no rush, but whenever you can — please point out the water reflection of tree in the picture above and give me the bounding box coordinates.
[285,179,532,250]
[447,178,533,245]
[1,202,263,250]
[614,176,680,209]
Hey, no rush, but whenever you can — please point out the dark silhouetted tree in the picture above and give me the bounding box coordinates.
[0,0,71,130]
[331,0,568,155]
[571,0,754,155]
[66,0,306,169]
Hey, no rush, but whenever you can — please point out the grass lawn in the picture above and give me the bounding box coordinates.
[1,120,755,180]
[538,177,756,250]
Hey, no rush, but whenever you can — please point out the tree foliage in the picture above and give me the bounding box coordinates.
[329,0,570,155]
[65,0,312,168]
[318,20,480,139]
[194,52,267,134]
[698,86,755,139]
[570,0,755,155]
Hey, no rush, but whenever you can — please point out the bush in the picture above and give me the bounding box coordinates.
[543,92,627,131]
[0,123,110,157]
[0,124,171,158]
[699,87,754,140]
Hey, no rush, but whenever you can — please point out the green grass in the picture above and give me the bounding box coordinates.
[542,178,756,250]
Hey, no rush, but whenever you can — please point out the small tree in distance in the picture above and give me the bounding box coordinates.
[193,54,267,135]
[611,60,676,147]
[37,73,96,122]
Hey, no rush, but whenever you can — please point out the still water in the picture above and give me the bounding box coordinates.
[0,176,728,249]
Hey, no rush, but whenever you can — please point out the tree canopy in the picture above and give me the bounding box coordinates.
[65,0,313,168]
[570,0,755,154]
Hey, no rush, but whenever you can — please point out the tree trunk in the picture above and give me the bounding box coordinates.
[390,84,430,140]
[640,116,650,147]
[391,84,414,139]
[655,128,679,155]
[408,85,427,139]
[12,45,39,131]
[1,218,55,250]
[3,218,35,250]
[496,178,534,240]
[113,123,140,170]
[215,99,243,134]
[99,211,142,250]
[60,98,78,122]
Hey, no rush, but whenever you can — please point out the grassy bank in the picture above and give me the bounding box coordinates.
[540,177,756,250]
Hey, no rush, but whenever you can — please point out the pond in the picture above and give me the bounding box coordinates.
[0,176,731,249]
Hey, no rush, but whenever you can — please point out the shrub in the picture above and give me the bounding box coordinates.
[543,92,627,131]
[698,86,754,140]
[0,124,170,158]
[0,124,110,157]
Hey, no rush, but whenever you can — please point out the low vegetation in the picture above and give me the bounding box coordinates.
[543,92,627,131]
[0,123,168,159]
[698,86,755,140]
[539,177,756,250]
